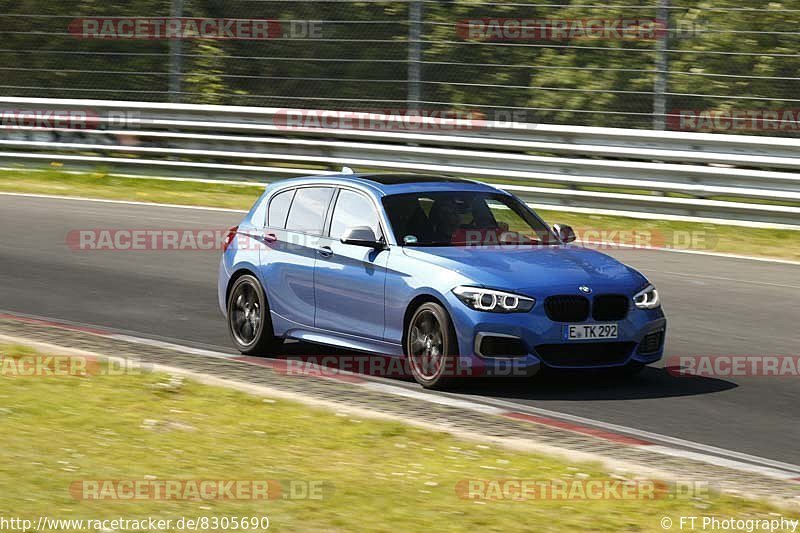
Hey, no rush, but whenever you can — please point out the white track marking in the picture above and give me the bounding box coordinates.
[645,445,800,480]
[108,334,238,360]
[0,166,272,187]
[530,202,800,231]
[578,239,800,267]
[2,165,798,230]
[3,309,800,481]
[361,379,800,480]
[448,394,800,476]
[0,191,248,213]
[655,271,800,290]
[364,382,505,415]
[1,191,798,265]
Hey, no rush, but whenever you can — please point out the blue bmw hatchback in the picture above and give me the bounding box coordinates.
[218,172,666,388]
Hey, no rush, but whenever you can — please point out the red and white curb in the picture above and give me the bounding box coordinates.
[500,411,653,446]
[2,311,800,483]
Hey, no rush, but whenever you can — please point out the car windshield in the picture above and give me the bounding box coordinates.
[382,191,556,247]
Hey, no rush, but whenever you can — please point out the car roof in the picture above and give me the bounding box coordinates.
[269,172,503,196]
[355,173,470,185]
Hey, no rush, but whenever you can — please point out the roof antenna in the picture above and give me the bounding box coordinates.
[341,166,354,175]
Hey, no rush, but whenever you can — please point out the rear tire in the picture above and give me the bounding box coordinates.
[227,274,280,355]
[406,302,461,390]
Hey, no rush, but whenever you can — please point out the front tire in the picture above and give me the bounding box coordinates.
[406,302,461,389]
[227,274,280,355]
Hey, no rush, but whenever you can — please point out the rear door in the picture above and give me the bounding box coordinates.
[314,188,388,339]
[260,186,334,327]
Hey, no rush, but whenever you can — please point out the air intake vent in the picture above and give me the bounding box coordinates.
[535,342,635,367]
[478,335,528,357]
[637,330,665,355]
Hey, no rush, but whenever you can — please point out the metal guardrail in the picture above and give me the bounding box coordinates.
[1,97,799,228]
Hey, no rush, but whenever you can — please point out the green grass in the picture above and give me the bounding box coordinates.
[1,167,798,261]
[536,210,800,261]
[0,343,796,532]
[0,167,263,210]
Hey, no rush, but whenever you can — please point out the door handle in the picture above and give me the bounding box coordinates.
[263,232,277,243]
[317,246,333,258]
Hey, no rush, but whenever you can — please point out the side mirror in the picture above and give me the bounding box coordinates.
[552,224,576,243]
[341,226,383,248]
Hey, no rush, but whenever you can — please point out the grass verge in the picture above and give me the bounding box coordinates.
[0,343,797,532]
[536,209,800,262]
[1,168,798,261]
[0,168,261,210]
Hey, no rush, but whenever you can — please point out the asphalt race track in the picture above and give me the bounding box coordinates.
[2,193,799,465]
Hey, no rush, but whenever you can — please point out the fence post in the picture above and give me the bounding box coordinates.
[407,1,423,111]
[168,0,184,103]
[653,0,670,130]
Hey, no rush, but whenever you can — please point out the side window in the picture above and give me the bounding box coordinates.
[329,190,382,240]
[267,189,295,228]
[285,187,334,234]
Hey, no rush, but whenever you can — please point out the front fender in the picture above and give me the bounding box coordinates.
[384,246,476,345]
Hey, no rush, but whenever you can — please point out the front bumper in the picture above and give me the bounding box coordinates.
[445,292,666,377]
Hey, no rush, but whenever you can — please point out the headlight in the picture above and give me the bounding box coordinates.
[453,286,535,313]
[633,284,660,309]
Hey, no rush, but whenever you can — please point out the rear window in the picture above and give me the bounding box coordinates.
[285,187,334,234]
[268,188,295,228]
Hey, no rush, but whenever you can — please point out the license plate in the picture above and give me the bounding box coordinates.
[563,324,618,341]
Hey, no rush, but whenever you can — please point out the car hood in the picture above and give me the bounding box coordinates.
[402,244,648,296]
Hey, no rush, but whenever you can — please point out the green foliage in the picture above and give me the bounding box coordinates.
[0,1,798,130]
[183,40,228,104]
